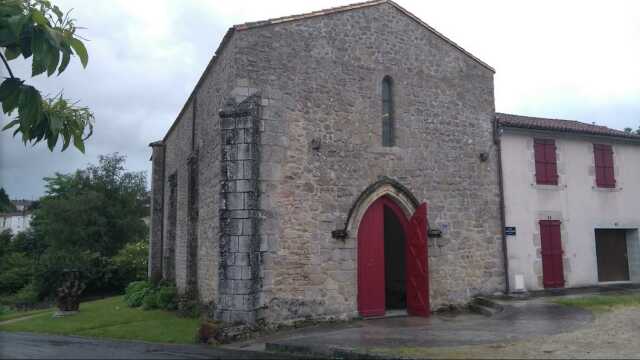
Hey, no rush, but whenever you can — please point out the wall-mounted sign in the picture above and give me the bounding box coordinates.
[505,227,516,236]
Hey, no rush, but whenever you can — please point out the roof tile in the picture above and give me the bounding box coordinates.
[497,112,640,140]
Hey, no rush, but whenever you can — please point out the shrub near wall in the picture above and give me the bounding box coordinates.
[124,281,178,312]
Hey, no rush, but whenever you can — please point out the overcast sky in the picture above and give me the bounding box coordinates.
[1,0,638,199]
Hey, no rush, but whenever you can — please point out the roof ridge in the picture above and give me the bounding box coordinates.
[497,112,640,140]
[234,0,387,30]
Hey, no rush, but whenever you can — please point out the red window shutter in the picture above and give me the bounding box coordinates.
[534,139,558,185]
[594,144,615,188]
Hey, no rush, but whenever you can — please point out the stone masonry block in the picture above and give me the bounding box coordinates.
[237,144,253,160]
[238,236,252,252]
[223,145,237,161]
[241,266,253,280]
[243,161,254,179]
[226,266,242,280]
[226,193,244,210]
[237,117,253,129]
[235,253,250,266]
[221,117,236,130]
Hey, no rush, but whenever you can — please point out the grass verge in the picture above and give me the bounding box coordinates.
[0,296,200,344]
[0,308,53,322]
[553,294,640,312]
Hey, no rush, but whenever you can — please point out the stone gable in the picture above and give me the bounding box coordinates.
[149,1,504,324]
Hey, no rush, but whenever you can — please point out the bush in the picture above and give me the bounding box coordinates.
[0,304,9,316]
[8,283,40,309]
[124,281,178,312]
[124,281,152,308]
[32,249,125,299]
[156,285,177,311]
[0,252,35,295]
[113,240,148,284]
[142,289,158,310]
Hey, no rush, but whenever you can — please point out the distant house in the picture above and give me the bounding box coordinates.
[497,113,640,291]
[0,200,34,235]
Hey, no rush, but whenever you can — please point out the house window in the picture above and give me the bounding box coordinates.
[593,144,615,188]
[382,76,394,147]
[534,138,558,185]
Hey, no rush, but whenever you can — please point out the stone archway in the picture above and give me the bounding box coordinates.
[336,177,419,240]
[342,178,430,318]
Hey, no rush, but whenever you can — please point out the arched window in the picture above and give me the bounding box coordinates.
[382,76,394,146]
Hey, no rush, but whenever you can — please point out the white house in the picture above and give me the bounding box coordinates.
[0,212,32,235]
[0,200,34,235]
[497,113,640,291]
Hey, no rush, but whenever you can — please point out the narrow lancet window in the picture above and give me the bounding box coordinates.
[382,76,394,146]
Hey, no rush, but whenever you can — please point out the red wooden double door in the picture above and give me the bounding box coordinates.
[357,196,430,317]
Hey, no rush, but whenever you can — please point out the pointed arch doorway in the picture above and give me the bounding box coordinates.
[357,196,430,317]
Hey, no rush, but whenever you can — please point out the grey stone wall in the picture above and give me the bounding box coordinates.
[154,2,505,324]
[159,34,242,302]
[230,3,504,322]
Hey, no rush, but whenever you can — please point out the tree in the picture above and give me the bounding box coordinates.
[0,0,93,152]
[624,126,640,135]
[32,153,148,256]
[0,187,16,212]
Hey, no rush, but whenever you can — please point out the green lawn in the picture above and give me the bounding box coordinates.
[0,307,52,322]
[554,294,640,312]
[0,296,200,344]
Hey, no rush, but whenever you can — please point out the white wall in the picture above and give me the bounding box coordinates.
[501,130,640,291]
[0,213,32,235]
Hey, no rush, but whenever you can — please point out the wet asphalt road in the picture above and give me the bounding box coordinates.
[0,332,291,359]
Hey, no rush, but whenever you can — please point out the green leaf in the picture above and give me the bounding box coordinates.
[31,30,48,76]
[18,26,33,58]
[47,130,59,151]
[0,78,22,101]
[0,29,15,47]
[31,10,48,27]
[58,49,70,74]
[2,119,20,131]
[73,132,85,153]
[46,46,60,76]
[44,27,63,49]
[48,113,62,133]
[52,6,63,20]
[0,78,22,114]
[18,85,43,126]
[6,14,26,37]
[2,91,21,114]
[69,37,88,68]
[61,131,71,151]
[4,45,20,60]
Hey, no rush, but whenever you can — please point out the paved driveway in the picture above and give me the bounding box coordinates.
[258,301,593,358]
[0,332,293,359]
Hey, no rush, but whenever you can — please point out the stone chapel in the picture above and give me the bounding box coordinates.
[148,0,505,324]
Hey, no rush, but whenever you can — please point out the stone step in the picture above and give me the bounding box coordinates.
[468,297,504,317]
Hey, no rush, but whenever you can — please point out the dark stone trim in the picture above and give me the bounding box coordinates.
[165,172,178,282]
[149,142,165,284]
[217,94,262,324]
[332,176,420,239]
[186,149,199,295]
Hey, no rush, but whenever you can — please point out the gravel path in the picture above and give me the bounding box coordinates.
[372,306,640,359]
